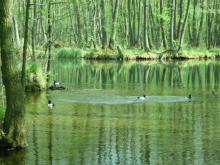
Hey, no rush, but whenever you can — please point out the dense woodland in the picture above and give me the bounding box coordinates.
[0,0,220,151]
[12,0,220,55]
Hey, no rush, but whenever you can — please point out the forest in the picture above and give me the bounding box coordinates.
[8,0,220,59]
[0,0,220,156]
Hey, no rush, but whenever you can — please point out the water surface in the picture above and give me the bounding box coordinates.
[1,60,220,165]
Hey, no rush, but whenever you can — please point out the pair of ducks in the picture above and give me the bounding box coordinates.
[137,91,218,101]
[137,94,192,100]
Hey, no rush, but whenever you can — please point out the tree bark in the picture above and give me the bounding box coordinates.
[47,0,52,82]
[109,0,119,49]
[178,0,190,50]
[192,0,197,46]
[128,0,134,46]
[170,0,175,50]
[196,0,204,46]
[143,0,150,51]
[100,0,107,49]
[22,0,31,86]
[31,0,37,61]
[0,0,26,150]
[12,16,21,47]
[160,0,167,48]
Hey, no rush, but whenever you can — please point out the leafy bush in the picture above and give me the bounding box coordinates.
[26,62,46,89]
[56,47,84,58]
[0,105,4,123]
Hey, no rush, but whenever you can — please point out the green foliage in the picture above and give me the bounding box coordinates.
[35,50,47,58]
[56,47,84,58]
[181,47,216,58]
[0,105,4,122]
[26,62,46,88]
[124,49,145,56]
[209,48,220,54]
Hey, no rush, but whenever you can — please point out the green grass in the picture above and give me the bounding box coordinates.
[123,48,145,56]
[0,105,4,123]
[181,47,216,58]
[56,47,84,58]
[26,62,46,89]
[209,47,220,54]
[52,46,220,60]
[35,50,47,58]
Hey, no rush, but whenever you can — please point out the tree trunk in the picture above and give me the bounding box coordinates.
[100,0,107,49]
[128,0,133,46]
[170,0,175,50]
[22,0,31,86]
[75,0,82,47]
[192,0,197,46]
[136,0,141,45]
[176,0,183,40]
[12,16,21,47]
[132,0,136,45]
[109,0,119,49]
[31,0,37,61]
[0,0,26,150]
[47,0,52,82]
[196,0,204,46]
[160,0,167,48]
[143,0,150,51]
[178,0,190,50]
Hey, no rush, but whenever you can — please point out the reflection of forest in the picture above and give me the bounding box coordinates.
[26,98,220,165]
[52,60,220,89]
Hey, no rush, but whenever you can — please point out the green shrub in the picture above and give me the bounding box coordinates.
[27,62,46,89]
[56,47,84,58]
[0,105,4,122]
[36,50,46,58]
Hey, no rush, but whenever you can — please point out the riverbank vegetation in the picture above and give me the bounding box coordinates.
[0,0,220,151]
[9,0,220,61]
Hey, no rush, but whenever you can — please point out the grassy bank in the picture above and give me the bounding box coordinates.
[53,47,220,60]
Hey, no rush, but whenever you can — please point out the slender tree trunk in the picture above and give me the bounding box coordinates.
[192,0,197,46]
[22,0,31,86]
[136,0,141,46]
[215,3,220,46]
[143,0,150,51]
[47,0,52,82]
[75,0,82,46]
[31,0,37,61]
[109,0,119,49]
[170,0,175,50]
[0,0,26,150]
[40,0,47,43]
[132,0,136,45]
[160,0,167,48]
[173,0,177,39]
[176,0,183,40]
[196,0,204,46]
[100,0,107,49]
[92,1,97,48]
[178,0,190,50]
[12,16,21,47]
[128,0,133,46]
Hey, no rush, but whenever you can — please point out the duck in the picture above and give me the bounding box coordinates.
[48,80,66,90]
[211,90,217,97]
[54,80,60,87]
[48,100,55,108]
[137,94,147,100]
[185,94,192,100]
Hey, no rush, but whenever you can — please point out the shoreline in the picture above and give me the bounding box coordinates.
[53,47,220,61]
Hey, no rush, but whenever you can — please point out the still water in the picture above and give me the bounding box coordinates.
[1,60,220,165]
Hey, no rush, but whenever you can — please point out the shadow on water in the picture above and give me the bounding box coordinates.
[1,60,220,164]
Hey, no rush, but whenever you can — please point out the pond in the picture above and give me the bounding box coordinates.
[1,60,220,165]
